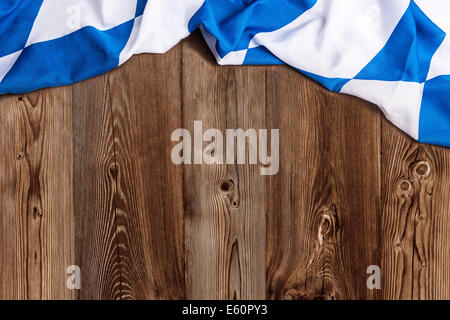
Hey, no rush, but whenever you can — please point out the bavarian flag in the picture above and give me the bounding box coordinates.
[1,0,449,146]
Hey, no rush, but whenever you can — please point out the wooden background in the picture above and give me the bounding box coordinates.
[0,31,449,300]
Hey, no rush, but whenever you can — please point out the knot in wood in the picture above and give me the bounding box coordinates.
[16,152,25,160]
[414,161,431,178]
[32,207,42,219]
[397,179,412,194]
[219,180,234,194]
[318,208,336,245]
[109,164,118,178]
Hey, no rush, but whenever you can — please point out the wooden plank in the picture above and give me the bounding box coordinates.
[326,91,382,300]
[72,77,121,299]
[416,143,450,300]
[0,89,76,299]
[379,121,417,299]
[265,67,382,300]
[106,48,185,299]
[411,145,436,299]
[183,32,266,299]
[381,119,450,299]
[0,96,21,299]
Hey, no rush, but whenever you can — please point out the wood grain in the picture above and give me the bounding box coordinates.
[72,77,120,299]
[0,89,75,299]
[419,143,450,300]
[381,120,450,300]
[0,95,21,299]
[106,46,185,299]
[265,66,381,300]
[183,33,266,299]
[0,33,450,300]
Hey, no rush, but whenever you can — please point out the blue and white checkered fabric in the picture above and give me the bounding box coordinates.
[1,0,449,147]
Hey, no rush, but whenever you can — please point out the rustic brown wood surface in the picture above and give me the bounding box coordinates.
[0,31,449,300]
